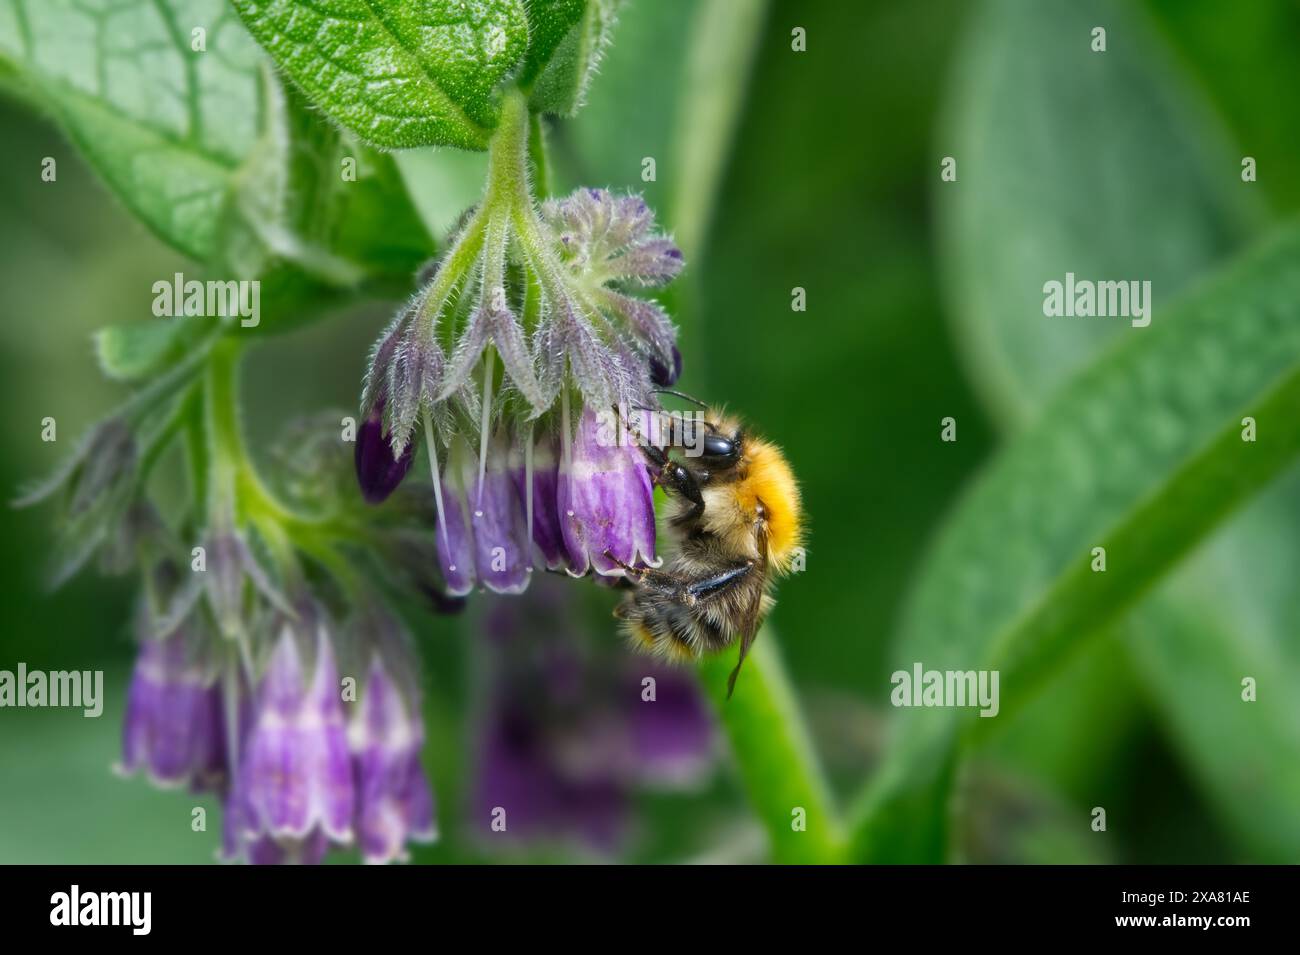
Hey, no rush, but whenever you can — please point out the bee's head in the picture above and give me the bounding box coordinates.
[698,428,743,470]
[683,409,745,471]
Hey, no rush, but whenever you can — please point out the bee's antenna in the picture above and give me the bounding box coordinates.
[652,388,707,408]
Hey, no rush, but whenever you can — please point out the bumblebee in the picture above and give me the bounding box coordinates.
[608,407,803,697]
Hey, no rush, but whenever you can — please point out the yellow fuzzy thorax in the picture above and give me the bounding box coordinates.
[738,438,802,573]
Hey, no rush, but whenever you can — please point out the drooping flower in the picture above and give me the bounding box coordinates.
[621,666,714,786]
[355,395,415,504]
[510,429,566,570]
[558,406,657,577]
[117,619,226,793]
[359,297,447,464]
[228,605,354,862]
[468,431,533,593]
[433,432,534,595]
[349,648,437,864]
[432,438,478,597]
[541,187,684,391]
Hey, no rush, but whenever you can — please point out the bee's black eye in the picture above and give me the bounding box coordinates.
[702,433,739,462]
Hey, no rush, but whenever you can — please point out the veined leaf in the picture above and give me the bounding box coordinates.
[0,0,432,293]
[853,221,1300,861]
[0,0,264,264]
[939,0,1262,428]
[231,0,528,150]
[522,0,617,117]
[932,0,1300,863]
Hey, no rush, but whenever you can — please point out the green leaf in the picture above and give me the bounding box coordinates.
[94,321,191,382]
[258,82,433,281]
[852,220,1300,861]
[938,0,1263,428]
[231,0,528,150]
[0,0,266,264]
[522,0,617,117]
[0,0,432,291]
[935,0,1300,863]
[1128,552,1300,862]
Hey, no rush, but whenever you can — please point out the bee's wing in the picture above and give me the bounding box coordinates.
[725,528,770,699]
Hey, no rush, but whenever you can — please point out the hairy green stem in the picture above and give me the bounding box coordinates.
[528,111,552,198]
[699,633,845,862]
[203,338,299,574]
[203,338,245,526]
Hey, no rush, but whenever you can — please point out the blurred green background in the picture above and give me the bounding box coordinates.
[3,0,1300,863]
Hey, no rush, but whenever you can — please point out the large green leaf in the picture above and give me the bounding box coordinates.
[0,0,432,289]
[933,0,1300,862]
[938,0,1262,428]
[852,220,1300,861]
[231,0,528,150]
[0,0,264,264]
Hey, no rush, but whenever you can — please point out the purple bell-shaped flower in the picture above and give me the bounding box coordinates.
[117,623,226,792]
[558,406,656,577]
[349,653,437,864]
[230,612,354,863]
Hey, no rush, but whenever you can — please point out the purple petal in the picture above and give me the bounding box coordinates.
[510,433,566,570]
[558,407,656,576]
[119,629,225,790]
[350,657,437,864]
[470,439,532,594]
[475,702,627,854]
[239,628,354,844]
[355,400,415,504]
[434,471,476,596]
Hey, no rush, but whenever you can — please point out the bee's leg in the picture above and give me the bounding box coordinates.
[626,438,706,520]
[604,552,752,604]
[604,552,695,603]
[685,561,755,599]
[657,461,705,519]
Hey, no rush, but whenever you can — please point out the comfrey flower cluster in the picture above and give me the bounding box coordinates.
[355,91,682,592]
[117,562,434,864]
[21,86,696,866]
